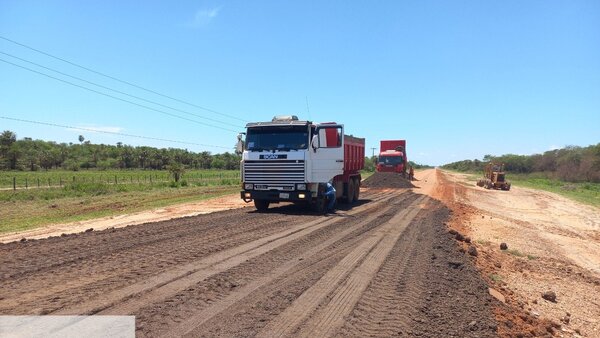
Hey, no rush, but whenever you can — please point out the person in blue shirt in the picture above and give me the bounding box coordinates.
[324,181,336,213]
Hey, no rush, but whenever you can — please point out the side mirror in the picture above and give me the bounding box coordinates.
[235,133,245,155]
[311,135,319,152]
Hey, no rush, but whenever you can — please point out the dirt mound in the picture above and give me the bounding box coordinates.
[362,172,414,189]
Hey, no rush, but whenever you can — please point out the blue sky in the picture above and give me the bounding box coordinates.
[1,0,598,165]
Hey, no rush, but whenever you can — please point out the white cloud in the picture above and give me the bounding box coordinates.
[188,7,221,28]
[548,145,560,151]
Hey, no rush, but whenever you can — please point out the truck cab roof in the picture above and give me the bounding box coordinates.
[246,120,311,128]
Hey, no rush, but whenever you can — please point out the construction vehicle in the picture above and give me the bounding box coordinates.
[476,163,511,190]
[376,140,407,176]
[237,115,365,212]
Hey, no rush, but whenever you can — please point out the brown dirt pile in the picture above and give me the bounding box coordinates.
[362,172,414,189]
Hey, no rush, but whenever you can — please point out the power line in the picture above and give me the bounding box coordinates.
[0,51,242,129]
[0,57,239,133]
[0,116,233,150]
[0,35,249,123]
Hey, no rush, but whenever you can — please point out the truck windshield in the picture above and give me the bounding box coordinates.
[379,156,404,165]
[246,126,309,151]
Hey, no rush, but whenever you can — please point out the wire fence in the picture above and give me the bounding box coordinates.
[1,171,240,190]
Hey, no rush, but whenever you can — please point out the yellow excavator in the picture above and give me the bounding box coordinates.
[476,163,511,191]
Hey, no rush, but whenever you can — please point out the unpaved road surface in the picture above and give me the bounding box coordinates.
[0,169,498,337]
[439,170,600,337]
[0,193,247,244]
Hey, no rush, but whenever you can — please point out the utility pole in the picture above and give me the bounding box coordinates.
[370,147,377,157]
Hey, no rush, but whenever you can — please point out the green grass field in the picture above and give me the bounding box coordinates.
[0,169,239,189]
[507,173,600,207]
[454,170,600,208]
[0,169,241,234]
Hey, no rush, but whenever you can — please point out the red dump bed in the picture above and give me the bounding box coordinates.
[380,140,406,152]
[344,135,365,173]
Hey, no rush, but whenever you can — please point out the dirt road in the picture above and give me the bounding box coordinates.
[1,170,499,337]
[438,170,600,337]
[0,193,248,244]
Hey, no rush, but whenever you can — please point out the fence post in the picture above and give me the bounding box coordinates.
[25,178,28,189]
[73,176,76,183]
[115,175,117,184]
[13,177,16,190]
[60,177,63,187]
[37,178,40,188]
[48,178,50,187]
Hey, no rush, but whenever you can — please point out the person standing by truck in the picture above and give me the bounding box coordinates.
[325,181,336,214]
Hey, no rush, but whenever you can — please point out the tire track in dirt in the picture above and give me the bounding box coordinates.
[0,190,399,316]
[0,211,307,313]
[301,198,430,338]
[335,199,440,337]
[1,207,262,278]
[163,192,421,338]
[49,191,401,316]
[257,195,427,338]
[161,192,416,338]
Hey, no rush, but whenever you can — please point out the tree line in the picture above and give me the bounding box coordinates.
[0,130,241,171]
[441,143,600,183]
[1,129,435,174]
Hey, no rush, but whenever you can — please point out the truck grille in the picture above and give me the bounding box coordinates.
[243,160,305,185]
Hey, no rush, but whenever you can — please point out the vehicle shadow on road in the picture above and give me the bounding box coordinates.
[247,199,374,216]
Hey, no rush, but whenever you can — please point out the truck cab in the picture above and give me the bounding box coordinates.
[376,140,407,175]
[377,150,406,173]
[237,116,364,212]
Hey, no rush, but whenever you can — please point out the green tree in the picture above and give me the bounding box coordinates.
[0,130,17,169]
[167,162,185,182]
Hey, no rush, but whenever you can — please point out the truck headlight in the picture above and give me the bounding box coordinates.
[296,183,306,190]
[244,183,253,190]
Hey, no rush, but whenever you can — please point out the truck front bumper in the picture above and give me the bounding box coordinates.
[241,190,311,202]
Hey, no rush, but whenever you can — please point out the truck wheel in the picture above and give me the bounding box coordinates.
[254,199,270,212]
[312,197,326,213]
[346,180,355,204]
[353,178,360,202]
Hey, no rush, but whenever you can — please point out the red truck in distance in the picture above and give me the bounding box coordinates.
[377,140,407,175]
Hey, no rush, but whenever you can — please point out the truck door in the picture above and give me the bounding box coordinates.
[310,124,344,182]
